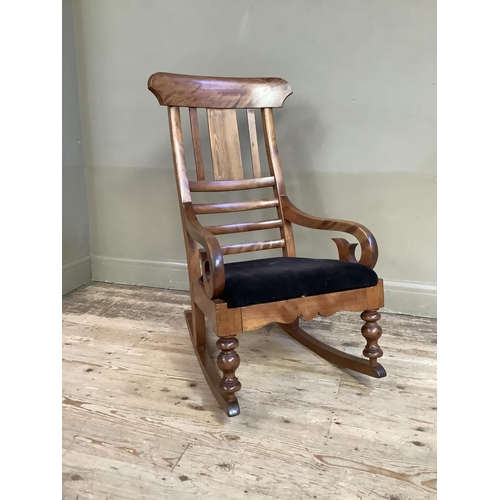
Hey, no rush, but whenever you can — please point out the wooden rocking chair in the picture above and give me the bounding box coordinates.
[148,73,386,417]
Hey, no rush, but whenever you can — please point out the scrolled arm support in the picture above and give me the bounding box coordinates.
[183,203,225,299]
[331,238,359,263]
[281,196,378,269]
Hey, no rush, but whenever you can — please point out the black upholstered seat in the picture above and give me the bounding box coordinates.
[220,257,378,308]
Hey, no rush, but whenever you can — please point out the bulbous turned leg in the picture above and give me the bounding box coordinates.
[216,336,242,404]
[361,310,383,365]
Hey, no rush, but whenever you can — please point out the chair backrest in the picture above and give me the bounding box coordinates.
[148,72,297,284]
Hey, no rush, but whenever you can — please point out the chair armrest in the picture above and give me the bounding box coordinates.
[281,196,378,269]
[183,203,225,299]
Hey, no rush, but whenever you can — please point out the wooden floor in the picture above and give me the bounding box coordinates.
[62,282,437,500]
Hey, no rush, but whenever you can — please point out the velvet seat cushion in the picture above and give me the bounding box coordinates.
[219,257,378,308]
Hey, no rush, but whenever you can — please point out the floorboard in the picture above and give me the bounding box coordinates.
[62,282,437,500]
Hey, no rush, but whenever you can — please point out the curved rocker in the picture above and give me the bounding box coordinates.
[185,311,241,417]
[278,320,386,379]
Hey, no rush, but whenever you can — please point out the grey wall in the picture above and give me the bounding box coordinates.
[62,0,91,294]
[73,0,436,316]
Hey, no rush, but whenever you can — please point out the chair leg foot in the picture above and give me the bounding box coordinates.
[216,336,242,406]
[185,310,241,417]
[360,310,384,366]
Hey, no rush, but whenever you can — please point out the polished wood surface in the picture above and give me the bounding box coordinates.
[204,219,283,235]
[216,336,242,407]
[207,109,244,180]
[279,321,386,378]
[186,311,240,417]
[167,106,191,203]
[198,238,286,262]
[148,72,293,108]
[281,196,379,269]
[192,280,242,337]
[188,107,205,181]
[148,72,387,417]
[261,108,296,257]
[219,238,286,255]
[361,309,384,364]
[241,280,384,332]
[193,198,280,214]
[189,176,275,192]
[63,283,437,500]
[167,104,207,347]
[246,109,262,178]
[183,203,224,299]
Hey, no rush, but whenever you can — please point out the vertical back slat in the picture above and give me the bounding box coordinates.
[189,107,205,180]
[168,107,191,204]
[207,109,244,180]
[246,109,262,178]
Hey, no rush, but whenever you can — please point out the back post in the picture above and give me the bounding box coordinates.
[167,105,206,348]
[261,108,296,257]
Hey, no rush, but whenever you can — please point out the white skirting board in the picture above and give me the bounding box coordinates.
[381,280,437,318]
[62,255,92,295]
[90,255,437,318]
[91,255,189,291]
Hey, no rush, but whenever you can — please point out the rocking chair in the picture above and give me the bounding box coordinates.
[148,73,386,417]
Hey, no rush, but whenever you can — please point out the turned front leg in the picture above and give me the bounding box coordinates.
[216,336,242,403]
[361,310,383,365]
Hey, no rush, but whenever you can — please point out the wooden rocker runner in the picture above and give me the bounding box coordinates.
[148,72,386,417]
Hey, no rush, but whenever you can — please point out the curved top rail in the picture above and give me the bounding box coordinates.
[148,72,293,108]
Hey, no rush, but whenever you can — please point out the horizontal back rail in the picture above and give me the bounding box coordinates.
[193,199,280,215]
[189,177,275,192]
[221,239,285,255]
[199,239,285,261]
[205,219,283,235]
